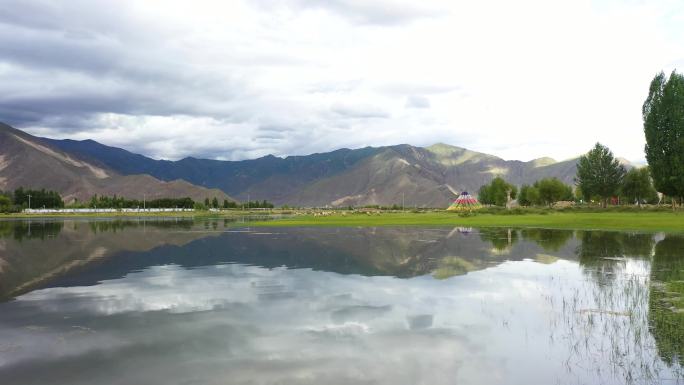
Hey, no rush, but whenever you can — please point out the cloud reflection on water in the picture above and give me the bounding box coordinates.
[0,223,681,384]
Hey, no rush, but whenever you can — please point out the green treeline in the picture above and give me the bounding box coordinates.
[479,148,660,208]
[0,189,274,212]
[198,198,274,209]
[0,188,65,212]
[478,177,518,206]
[518,178,574,206]
[478,176,576,207]
[477,70,683,209]
[481,170,659,208]
[89,195,274,210]
[88,195,195,209]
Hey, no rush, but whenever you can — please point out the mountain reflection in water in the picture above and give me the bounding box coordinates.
[0,219,682,385]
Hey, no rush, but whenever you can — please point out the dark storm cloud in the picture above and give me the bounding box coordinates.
[0,1,260,132]
[0,0,116,32]
[0,23,161,82]
[0,73,247,131]
[0,0,453,161]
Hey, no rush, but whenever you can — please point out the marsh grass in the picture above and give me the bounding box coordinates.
[550,261,679,384]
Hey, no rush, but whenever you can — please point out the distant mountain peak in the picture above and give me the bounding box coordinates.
[616,157,633,166]
[425,142,497,166]
[529,157,557,167]
[425,142,465,153]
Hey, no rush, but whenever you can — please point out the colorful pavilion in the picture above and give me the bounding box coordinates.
[447,191,482,211]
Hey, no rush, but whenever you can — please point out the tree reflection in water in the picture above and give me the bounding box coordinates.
[519,228,575,252]
[649,235,684,369]
[478,228,519,252]
[475,228,683,383]
[0,220,64,241]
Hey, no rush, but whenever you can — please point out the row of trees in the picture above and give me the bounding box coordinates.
[0,190,273,211]
[13,187,65,208]
[88,195,195,209]
[241,200,274,209]
[518,178,573,206]
[479,150,659,208]
[478,177,517,206]
[479,176,578,207]
[199,198,274,209]
[477,69,684,210]
[576,143,660,207]
[0,188,65,212]
[88,195,274,210]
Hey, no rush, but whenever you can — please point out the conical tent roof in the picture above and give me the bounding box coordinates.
[447,191,481,211]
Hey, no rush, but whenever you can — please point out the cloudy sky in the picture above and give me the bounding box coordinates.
[1,0,682,162]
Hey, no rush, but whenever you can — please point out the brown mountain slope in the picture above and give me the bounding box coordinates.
[3,123,633,207]
[0,123,233,203]
[284,143,631,207]
[291,146,455,207]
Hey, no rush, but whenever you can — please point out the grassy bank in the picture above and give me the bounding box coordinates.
[0,210,242,219]
[250,211,684,232]
[4,209,684,233]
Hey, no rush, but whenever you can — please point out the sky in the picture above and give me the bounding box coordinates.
[1,0,683,162]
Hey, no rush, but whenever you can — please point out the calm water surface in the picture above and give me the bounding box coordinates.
[0,219,682,384]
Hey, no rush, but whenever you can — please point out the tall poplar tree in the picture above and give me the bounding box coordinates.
[643,70,684,208]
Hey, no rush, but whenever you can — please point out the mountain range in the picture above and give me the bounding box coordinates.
[0,123,231,203]
[1,122,626,206]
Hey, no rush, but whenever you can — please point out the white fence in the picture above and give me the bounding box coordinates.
[23,208,195,214]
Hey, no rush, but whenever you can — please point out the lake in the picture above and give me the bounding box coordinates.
[0,219,682,384]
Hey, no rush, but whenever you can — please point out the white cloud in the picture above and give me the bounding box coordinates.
[405,95,430,109]
[1,0,683,162]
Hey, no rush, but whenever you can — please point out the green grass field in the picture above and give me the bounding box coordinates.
[250,211,684,232]
[4,209,684,232]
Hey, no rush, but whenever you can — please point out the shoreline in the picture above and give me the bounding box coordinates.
[248,211,684,233]
[3,210,684,233]
[0,210,261,219]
